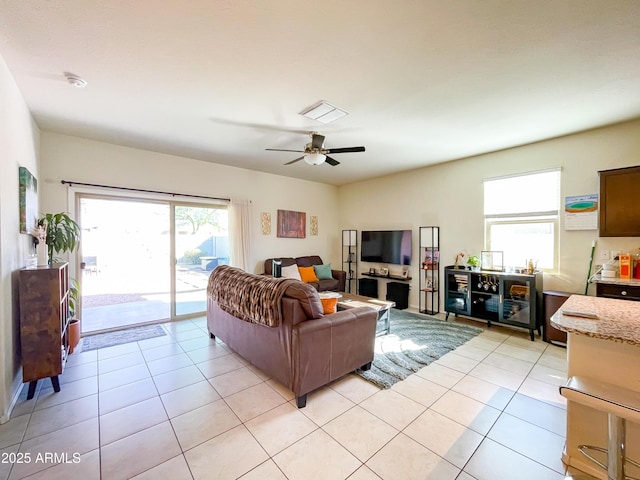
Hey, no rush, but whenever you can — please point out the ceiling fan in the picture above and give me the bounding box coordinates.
[266,132,365,166]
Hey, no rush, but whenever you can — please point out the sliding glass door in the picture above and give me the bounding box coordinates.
[79,195,227,333]
[174,204,229,316]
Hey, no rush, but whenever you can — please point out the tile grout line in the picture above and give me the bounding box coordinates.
[4,319,570,480]
[142,337,197,480]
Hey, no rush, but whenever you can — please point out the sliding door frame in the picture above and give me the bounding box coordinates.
[70,187,228,334]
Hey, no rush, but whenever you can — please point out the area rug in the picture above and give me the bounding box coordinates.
[357,309,483,389]
[80,324,167,351]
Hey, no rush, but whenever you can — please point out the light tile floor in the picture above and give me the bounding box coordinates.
[0,315,597,480]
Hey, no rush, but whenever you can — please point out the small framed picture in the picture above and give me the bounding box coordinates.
[481,251,504,272]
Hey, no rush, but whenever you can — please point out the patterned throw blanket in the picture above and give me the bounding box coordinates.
[207,265,296,327]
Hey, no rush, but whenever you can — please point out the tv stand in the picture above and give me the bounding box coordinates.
[444,266,543,341]
[362,272,411,281]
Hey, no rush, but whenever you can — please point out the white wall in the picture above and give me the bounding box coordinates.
[0,55,40,421]
[339,119,640,309]
[39,133,341,274]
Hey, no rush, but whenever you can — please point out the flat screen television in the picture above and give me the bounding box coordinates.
[361,230,412,265]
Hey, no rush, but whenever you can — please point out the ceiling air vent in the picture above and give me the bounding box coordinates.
[299,100,348,124]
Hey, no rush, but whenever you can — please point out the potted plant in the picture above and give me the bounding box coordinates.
[67,281,81,354]
[37,212,81,264]
[467,255,480,271]
[37,212,82,353]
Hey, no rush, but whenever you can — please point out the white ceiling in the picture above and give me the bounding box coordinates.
[1,1,640,186]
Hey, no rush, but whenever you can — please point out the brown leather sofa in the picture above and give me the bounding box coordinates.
[207,267,376,408]
[264,255,346,292]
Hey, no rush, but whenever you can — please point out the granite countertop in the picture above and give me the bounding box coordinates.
[591,274,640,287]
[551,294,640,346]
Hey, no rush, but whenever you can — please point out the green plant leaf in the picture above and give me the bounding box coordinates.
[38,211,81,261]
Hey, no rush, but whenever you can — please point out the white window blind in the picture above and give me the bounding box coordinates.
[484,170,560,217]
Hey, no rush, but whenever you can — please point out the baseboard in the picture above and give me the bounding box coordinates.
[1,368,24,424]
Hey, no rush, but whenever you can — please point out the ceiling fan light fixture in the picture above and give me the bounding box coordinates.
[300,100,348,124]
[64,72,87,88]
[304,152,326,165]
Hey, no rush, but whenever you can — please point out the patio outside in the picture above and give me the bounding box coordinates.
[79,198,228,334]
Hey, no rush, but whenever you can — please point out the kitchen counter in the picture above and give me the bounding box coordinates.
[550,294,640,478]
[551,294,640,345]
[591,274,640,286]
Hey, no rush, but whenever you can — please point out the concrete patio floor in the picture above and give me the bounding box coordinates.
[80,264,211,334]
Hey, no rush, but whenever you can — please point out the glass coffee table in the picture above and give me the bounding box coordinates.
[336,293,395,336]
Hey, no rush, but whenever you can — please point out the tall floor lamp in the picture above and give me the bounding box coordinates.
[342,230,357,293]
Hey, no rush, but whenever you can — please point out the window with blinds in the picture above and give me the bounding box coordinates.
[484,169,560,271]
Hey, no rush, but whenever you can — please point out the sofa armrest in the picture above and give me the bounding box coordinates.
[331,269,347,292]
[296,307,373,334]
[292,307,377,397]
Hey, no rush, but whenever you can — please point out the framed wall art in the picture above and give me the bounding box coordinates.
[277,209,306,238]
[19,167,38,234]
[260,212,271,235]
[481,250,504,272]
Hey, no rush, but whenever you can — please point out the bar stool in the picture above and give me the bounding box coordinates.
[560,376,640,480]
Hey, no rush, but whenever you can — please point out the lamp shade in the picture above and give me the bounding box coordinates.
[420,227,439,248]
[342,230,357,246]
[304,152,326,165]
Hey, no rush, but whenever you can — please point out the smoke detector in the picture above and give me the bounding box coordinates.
[64,72,87,88]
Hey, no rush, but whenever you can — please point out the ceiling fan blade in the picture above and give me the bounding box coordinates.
[311,133,325,150]
[284,156,305,165]
[324,146,365,154]
[325,155,340,166]
[266,148,306,153]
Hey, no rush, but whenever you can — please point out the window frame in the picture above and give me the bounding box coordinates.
[483,169,561,273]
[484,215,559,273]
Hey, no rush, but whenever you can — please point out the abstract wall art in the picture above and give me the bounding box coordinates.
[277,209,306,238]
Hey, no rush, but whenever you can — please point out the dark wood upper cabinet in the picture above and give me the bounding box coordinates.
[599,165,640,237]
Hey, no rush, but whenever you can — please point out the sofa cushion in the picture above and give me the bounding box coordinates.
[317,278,340,291]
[285,282,323,319]
[314,263,333,280]
[298,266,319,283]
[264,258,296,276]
[295,255,323,267]
[281,264,302,281]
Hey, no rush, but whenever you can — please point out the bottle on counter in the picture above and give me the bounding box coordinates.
[619,253,632,279]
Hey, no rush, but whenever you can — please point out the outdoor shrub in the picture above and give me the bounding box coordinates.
[182,248,203,265]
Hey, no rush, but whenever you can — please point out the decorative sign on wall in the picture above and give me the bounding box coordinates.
[310,216,318,236]
[277,209,306,238]
[19,167,38,234]
[260,212,271,235]
[565,194,598,231]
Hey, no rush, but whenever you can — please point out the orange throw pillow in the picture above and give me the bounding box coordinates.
[319,292,340,314]
[298,266,319,283]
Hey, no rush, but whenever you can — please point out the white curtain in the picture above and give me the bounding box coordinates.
[229,198,251,271]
